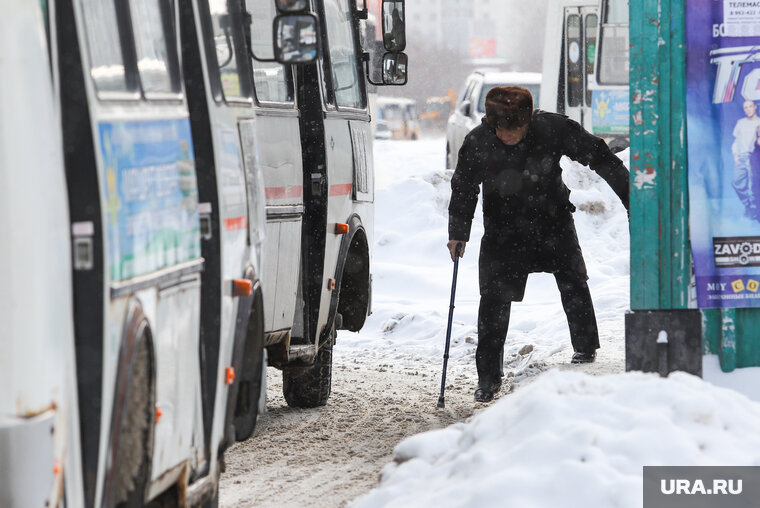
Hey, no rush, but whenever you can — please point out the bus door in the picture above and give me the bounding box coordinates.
[246,0,305,345]
[56,0,206,504]
[316,0,373,344]
[178,0,267,470]
[563,5,598,130]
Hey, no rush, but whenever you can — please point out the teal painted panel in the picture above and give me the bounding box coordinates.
[735,309,760,368]
[629,0,663,310]
[629,0,690,310]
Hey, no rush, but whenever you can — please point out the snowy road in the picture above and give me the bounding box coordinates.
[219,136,632,506]
[219,354,476,507]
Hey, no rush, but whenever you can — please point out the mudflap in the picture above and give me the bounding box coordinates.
[625,309,703,377]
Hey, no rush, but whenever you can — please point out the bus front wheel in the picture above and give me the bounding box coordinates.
[281,328,334,408]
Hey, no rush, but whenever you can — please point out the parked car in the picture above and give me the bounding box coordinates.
[446,71,542,168]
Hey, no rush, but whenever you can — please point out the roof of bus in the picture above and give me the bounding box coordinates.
[377,96,417,106]
[477,71,543,86]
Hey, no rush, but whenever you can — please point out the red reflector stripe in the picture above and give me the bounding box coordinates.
[265,185,303,199]
[224,216,247,231]
[329,183,353,196]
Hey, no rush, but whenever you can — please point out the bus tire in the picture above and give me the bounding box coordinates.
[281,328,334,408]
[234,290,265,441]
[114,332,153,508]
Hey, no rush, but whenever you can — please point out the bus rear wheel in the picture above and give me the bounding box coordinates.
[282,328,334,408]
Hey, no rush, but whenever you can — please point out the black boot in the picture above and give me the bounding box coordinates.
[571,350,596,364]
[474,379,501,402]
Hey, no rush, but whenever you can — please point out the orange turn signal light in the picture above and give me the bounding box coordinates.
[335,223,349,235]
[225,367,236,385]
[327,278,336,291]
[232,279,253,297]
[155,405,163,424]
[53,460,61,476]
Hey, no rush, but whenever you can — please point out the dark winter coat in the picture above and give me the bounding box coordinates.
[448,111,629,301]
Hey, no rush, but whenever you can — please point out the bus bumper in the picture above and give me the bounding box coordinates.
[0,411,56,508]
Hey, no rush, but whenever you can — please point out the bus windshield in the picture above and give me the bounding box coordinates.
[598,0,629,85]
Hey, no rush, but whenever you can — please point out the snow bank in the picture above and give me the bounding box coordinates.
[351,370,760,508]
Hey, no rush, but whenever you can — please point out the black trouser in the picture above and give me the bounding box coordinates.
[476,269,600,385]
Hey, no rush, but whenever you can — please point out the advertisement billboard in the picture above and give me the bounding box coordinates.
[686,0,760,308]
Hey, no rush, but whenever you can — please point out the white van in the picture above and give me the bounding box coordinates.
[446,70,542,169]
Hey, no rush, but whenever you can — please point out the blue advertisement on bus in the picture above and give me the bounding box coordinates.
[98,119,201,282]
[686,1,760,308]
[591,89,629,136]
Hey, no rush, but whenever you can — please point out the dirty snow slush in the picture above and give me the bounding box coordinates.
[219,351,477,508]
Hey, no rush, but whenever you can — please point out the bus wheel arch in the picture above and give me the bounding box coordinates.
[106,299,156,508]
[337,226,370,332]
[233,282,266,442]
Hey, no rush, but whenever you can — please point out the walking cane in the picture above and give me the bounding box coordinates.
[437,243,462,408]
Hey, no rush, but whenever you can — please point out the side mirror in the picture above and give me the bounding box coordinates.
[382,0,405,52]
[275,0,309,13]
[461,100,471,117]
[273,14,320,64]
[382,52,407,85]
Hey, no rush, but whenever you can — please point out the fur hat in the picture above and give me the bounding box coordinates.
[485,86,533,129]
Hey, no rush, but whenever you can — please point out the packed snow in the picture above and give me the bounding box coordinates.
[336,137,760,508]
[351,370,760,508]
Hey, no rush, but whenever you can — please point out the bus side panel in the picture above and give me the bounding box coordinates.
[151,277,204,478]
[257,113,304,333]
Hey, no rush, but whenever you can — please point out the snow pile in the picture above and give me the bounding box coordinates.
[351,370,760,508]
[339,137,629,377]
[703,355,760,402]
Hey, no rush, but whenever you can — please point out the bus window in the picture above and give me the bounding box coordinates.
[598,0,629,85]
[585,13,597,106]
[205,0,251,101]
[253,63,295,103]
[565,13,583,108]
[128,0,181,96]
[323,0,365,109]
[81,0,132,95]
[249,0,294,104]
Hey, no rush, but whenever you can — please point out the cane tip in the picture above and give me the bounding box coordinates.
[436,398,445,408]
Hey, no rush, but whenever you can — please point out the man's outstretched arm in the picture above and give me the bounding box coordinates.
[562,118,629,211]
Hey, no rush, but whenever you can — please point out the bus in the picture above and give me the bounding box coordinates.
[0,0,275,505]
[1,0,405,505]
[250,0,407,408]
[376,96,420,140]
[0,2,82,507]
[540,0,630,151]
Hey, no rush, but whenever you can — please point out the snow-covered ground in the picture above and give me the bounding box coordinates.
[338,137,760,508]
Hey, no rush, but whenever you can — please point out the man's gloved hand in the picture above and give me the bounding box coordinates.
[447,240,467,262]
